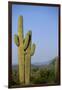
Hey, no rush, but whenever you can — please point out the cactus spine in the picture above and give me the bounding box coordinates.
[14,16,36,84]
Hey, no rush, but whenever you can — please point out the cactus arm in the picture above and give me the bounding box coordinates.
[31,44,36,56]
[24,31,32,50]
[24,34,30,50]
[14,34,19,46]
[28,31,32,36]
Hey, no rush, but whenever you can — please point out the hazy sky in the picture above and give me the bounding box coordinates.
[12,4,59,65]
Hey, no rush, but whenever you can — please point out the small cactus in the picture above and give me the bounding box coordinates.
[14,16,36,84]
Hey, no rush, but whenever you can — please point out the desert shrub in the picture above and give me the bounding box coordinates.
[30,67,55,84]
[47,68,55,83]
[12,69,20,85]
[32,68,39,72]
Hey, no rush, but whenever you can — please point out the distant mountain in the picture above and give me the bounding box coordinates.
[32,61,50,66]
[47,56,59,69]
[12,56,58,70]
[50,56,58,65]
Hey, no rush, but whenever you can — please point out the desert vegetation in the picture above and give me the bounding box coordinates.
[11,57,59,87]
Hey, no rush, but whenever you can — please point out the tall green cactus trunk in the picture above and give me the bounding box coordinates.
[18,16,25,84]
[25,33,31,84]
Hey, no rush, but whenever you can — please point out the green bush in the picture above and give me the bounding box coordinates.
[30,67,55,84]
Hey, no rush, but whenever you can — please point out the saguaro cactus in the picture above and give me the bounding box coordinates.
[14,16,36,84]
[25,31,36,84]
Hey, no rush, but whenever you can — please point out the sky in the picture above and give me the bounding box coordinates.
[12,4,59,65]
